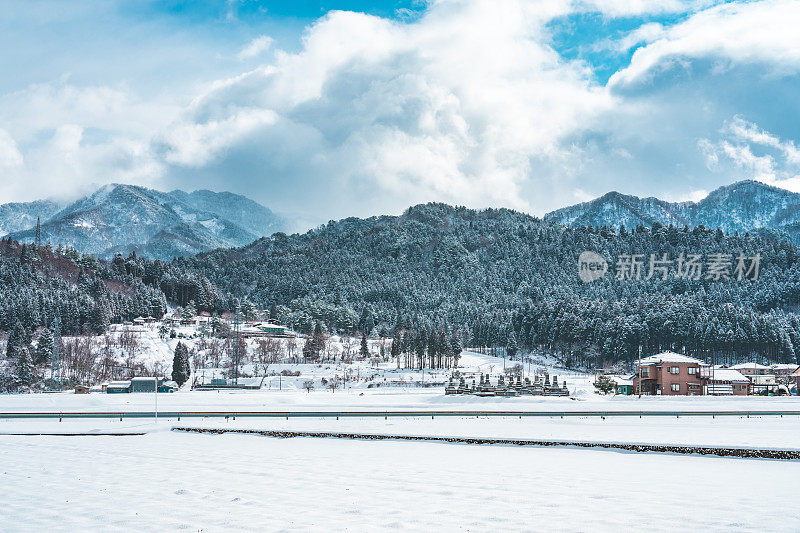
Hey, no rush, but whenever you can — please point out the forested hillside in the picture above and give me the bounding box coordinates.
[0,239,167,336]
[3,202,800,368]
[181,203,800,366]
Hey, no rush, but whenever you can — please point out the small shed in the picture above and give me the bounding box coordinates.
[106,380,132,394]
[159,380,178,393]
[131,377,162,392]
[74,385,90,394]
[608,375,633,395]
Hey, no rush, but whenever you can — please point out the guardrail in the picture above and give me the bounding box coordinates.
[2,410,800,420]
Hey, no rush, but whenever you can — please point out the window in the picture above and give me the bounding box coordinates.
[640,368,648,377]
[687,367,698,375]
[671,383,680,392]
[669,366,680,374]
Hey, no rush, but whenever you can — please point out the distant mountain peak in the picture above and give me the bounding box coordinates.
[3,183,287,259]
[545,179,800,240]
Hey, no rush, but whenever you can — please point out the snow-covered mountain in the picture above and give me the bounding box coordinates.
[0,199,62,237]
[545,180,800,240]
[5,184,286,259]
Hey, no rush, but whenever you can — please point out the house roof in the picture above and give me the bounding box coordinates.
[607,375,633,386]
[731,362,770,370]
[708,368,750,383]
[638,352,704,365]
[770,364,799,370]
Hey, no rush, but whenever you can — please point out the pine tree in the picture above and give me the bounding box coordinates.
[16,346,35,389]
[6,320,24,361]
[34,328,53,366]
[360,333,369,358]
[390,330,401,360]
[171,342,190,387]
[183,300,197,319]
[507,331,518,360]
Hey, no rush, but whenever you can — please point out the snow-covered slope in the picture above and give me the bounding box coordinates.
[545,180,800,240]
[0,199,62,237]
[6,184,286,259]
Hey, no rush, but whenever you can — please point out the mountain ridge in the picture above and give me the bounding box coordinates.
[545,180,800,240]
[4,183,286,260]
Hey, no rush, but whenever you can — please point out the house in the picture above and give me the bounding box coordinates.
[770,363,799,377]
[607,375,633,395]
[261,322,290,336]
[632,352,706,396]
[705,368,750,396]
[792,367,800,395]
[730,362,770,375]
[730,363,778,394]
[106,380,132,393]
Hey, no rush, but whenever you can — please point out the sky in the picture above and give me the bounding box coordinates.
[1,0,799,229]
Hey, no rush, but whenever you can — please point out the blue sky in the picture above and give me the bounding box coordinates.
[1,0,799,229]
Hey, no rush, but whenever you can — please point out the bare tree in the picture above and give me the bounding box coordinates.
[341,336,355,362]
[286,336,297,362]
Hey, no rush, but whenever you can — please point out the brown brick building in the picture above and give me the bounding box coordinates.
[632,352,706,396]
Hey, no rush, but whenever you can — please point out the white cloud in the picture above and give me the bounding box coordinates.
[699,117,800,192]
[613,23,666,53]
[611,0,800,87]
[157,2,612,214]
[161,108,278,167]
[0,129,23,167]
[663,188,709,203]
[725,116,800,165]
[2,0,800,225]
[237,36,273,61]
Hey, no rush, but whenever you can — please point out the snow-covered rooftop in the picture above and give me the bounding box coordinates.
[708,369,750,383]
[607,375,633,386]
[638,352,704,365]
[730,363,770,370]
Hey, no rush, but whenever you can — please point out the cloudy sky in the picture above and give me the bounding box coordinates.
[1,0,799,228]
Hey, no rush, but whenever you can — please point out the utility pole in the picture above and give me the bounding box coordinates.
[232,302,241,385]
[50,315,61,391]
[154,376,158,424]
[637,344,643,399]
[35,217,41,248]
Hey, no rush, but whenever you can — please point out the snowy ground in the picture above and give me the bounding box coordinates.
[2,430,799,531]
[5,335,800,530]
[3,384,800,413]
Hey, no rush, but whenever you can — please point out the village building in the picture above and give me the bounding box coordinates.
[106,380,132,393]
[792,367,800,395]
[705,367,750,396]
[632,352,706,396]
[607,375,633,395]
[730,363,778,394]
[730,362,770,375]
[769,363,799,377]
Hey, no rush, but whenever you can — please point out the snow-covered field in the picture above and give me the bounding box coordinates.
[2,430,799,531]
[5,327,800,531]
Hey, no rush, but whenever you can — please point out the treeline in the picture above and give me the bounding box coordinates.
[0,239,166,336]
[4,202,800,368]
[390,328,463,370]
